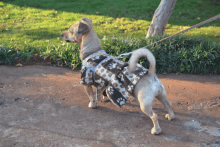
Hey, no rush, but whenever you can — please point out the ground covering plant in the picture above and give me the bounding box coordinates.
[0,0,220,74]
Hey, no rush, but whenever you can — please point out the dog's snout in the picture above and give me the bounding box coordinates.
[61,33,64,37]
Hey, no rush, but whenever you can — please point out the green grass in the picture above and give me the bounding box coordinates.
[1,0,220,49]
[0,0,220,74]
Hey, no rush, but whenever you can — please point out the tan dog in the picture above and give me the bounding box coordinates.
[61,17,175,135]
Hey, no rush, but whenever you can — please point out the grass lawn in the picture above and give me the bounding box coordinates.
[1,0,220,50]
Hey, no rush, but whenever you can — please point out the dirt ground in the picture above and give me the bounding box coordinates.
[0,65,219,147]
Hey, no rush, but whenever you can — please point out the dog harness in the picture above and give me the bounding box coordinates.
[80,50,148,107]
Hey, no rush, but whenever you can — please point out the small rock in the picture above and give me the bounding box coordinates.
[15,97,21,102]
[200,103,204,108]
[16,63,23,67]
[188,106,194,111]
[0,83,4,88]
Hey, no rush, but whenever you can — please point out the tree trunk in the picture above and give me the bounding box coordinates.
[146,0,176,38]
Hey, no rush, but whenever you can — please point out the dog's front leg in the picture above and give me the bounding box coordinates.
[84,85,98,108]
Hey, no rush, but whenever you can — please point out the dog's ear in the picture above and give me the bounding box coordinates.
[78,22,90,34]
[82,17,92,22]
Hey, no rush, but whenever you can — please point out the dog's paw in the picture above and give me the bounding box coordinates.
[165,114,175,121]
[151,127,162,135]
[88,102,98,109]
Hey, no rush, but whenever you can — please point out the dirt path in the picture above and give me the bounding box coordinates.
[0,65,219,147]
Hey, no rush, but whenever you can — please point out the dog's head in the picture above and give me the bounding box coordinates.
[61,17,93,45]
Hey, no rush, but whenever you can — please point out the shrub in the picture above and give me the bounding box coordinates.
[0,35,219,74]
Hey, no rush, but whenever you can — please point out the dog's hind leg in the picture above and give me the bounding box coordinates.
[96,86,109,102]
[156,86,175,121]
[84,85,98,108]
[137,91,162,135]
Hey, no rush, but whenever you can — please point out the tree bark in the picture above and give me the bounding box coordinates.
[146,0,177,38]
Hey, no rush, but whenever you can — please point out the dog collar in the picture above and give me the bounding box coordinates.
[82,50,106,65]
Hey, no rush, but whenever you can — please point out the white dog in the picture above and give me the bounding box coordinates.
[61,17,175,134]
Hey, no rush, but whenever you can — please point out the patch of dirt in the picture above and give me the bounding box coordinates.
[0,65,219,147]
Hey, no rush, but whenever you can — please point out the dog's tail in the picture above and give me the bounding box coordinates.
[128,47,156,75]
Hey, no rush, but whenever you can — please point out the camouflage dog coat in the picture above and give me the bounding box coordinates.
[80,50,148,107]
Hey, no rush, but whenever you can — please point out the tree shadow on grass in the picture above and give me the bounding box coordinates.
[2,0,220,26]
[2,27,60,40]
